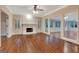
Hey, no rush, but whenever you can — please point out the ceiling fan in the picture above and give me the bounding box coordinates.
[33,5,44,14]
[33,5,44,11]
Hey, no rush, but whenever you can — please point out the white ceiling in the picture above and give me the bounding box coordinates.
[7,5,64,17]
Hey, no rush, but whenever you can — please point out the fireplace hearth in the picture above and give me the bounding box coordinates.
[26,28,33,32]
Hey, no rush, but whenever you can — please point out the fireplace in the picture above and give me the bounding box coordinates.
[22,24,37,34]
[26,28,33,32]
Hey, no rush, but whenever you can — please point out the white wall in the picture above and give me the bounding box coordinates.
[21,16,37,24]
[41,18,45,33]
[13,15,38,35]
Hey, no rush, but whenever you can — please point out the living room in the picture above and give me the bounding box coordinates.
[0,5,79,53]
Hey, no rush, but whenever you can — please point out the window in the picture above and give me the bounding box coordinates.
[68,21,77,28]
[38,19,41,28]
[45,19,48,28]
[75,21,77,28]
[15,19,20,29]
[45,19,49,32]
[63,11,77,40]
[50,20,53,27]
[55,21,61,27]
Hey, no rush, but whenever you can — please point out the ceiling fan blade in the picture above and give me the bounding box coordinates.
[34,5,37,11]
[37,8,44,11]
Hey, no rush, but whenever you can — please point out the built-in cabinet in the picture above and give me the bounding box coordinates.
[1,11,9,36]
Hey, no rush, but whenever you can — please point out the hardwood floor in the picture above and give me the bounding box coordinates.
[0,33,64,53]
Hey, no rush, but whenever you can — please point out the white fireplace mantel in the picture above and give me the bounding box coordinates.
[22,23,37,26]
[22,23,37,35]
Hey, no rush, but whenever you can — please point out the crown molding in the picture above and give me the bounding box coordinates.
[43,5,69,17]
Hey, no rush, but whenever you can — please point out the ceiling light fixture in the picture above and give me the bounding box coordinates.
[26,14,32,19]
[33,10,38,14]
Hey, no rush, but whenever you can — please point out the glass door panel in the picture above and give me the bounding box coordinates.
[50,16,61,39]
[64,11,78,40]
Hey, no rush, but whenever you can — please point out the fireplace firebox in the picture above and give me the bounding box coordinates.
[26,28,33,32]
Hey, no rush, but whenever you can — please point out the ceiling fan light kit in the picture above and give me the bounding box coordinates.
[33,10,38,14]
[33,5,44,14]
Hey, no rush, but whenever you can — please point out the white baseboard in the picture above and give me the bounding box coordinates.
[43,32,50,35]
[7,34,12,38]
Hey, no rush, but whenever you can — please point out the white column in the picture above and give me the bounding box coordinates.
[0,9,1,47]
[48,19,50,34]
[64,41,69,53]
[61,14,64,38]
[76,8,79,42]
[78,8,79,42]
